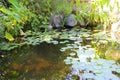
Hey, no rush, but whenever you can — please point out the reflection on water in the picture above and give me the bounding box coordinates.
[1,42,69,80]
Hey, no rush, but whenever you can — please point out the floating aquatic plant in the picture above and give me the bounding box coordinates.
[64,45,120,80]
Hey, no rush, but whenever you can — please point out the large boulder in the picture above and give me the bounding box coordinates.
[49,13,63,30]
[64,14,77,28]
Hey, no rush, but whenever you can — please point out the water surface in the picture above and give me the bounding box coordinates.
[0,42,69,80]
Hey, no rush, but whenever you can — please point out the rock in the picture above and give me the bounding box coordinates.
[48,25,53,31]
[49,13,63,30]
[0,13,4,17]
[64,14,77,28]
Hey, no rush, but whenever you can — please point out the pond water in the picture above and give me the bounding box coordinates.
[0,29,120,80]
[0,42,70,80]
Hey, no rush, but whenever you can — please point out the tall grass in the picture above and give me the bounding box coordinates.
[75,0,120,31]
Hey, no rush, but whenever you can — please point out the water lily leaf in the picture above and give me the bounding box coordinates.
[59,40,69,44]
[103,73,120,80]
[95,75,105,80]
[69,37,77,40]
[81,33,90,37]
[60,48,66,52]
[82,73,95,79]
[69,52,76,56]
[64,57,73,64]
[51,40,58,44]
[60,47,69,52]
[86,37,93,40]
[116,69,120,73]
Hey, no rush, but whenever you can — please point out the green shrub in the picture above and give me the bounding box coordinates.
[20,0,73,27]
[75,0,120,30]
[0,26,4,38]
[0,0,35,41]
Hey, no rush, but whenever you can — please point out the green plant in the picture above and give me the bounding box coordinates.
[75,0,100,28]
[19,0,53,31]
[0,0,35,41]
[20,0,73,29]
[52,0,72,16]
[91,0,120,30]
[74,0,120,30]
[0,25,5,38]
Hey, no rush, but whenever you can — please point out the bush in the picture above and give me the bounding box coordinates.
[0,0,35,41]
[20,0,73,27]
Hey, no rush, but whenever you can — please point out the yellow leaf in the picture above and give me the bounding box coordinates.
[24,16,28,20]
[13,20,17,26]
[5,32,14,41]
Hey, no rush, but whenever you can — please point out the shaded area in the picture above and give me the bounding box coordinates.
[0,42,69,80]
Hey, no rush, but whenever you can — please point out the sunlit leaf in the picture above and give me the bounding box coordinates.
[5,32,14,41]
[69,52,76,56]
[9,0,20,8]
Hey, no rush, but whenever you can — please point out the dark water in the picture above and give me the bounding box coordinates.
[0,42,69,80]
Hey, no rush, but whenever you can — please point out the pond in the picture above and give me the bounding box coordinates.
[0,29,120,80]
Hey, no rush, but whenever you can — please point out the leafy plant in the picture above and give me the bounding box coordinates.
[52,0,72,16]
[0,26,4,38]
[91,0,120,30]
[0,0,35,41]
[5,31,14,41]
[20,0,73,31]
[74,0,120,30]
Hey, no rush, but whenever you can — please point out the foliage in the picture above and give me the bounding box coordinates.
[5,31,14,41]
[75,0,120,30]
[0,28,87,51]
[51,0,72,16]
[0,0,119,42]
[0,0,35,41]
[21,0,51,28]
[20,0,73,30]
[0,25,4,38]
[0,42,20,51]
[21,0,72,15]
[93,0,120,30]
